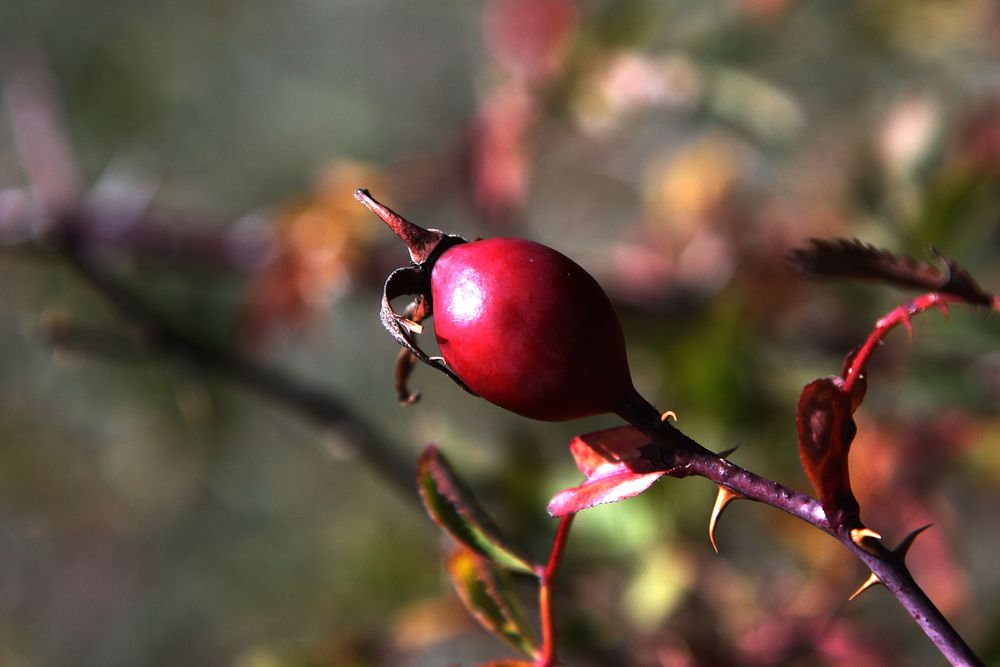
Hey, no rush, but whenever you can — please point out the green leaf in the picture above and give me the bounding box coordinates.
[447,547,539,658]
[417,446,536,574]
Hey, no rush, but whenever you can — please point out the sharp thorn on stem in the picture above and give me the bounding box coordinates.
[709,486,746,553]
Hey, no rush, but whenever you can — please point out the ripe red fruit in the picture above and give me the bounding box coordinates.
[431,237,637,421]
[355,189,643,422]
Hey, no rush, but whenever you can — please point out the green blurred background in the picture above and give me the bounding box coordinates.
[2,1,1000,665]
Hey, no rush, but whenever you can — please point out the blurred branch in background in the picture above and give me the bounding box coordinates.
[2,53,418,504]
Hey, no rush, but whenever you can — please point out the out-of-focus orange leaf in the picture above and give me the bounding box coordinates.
[390,595,474,652]
[548,426,667,516]
[645,133,749,231]
[239,160,380,348]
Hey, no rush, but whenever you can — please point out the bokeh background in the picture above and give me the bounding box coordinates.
[2,1,1000,665]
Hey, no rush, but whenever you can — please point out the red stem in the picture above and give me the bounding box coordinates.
[536,513,575,667]
[842,292,961,394]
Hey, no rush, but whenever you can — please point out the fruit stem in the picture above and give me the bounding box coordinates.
[354,188,445,265]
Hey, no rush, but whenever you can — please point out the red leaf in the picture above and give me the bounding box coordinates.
[796,377,860,530]
[567,425,652,476]
[548,426,665,516]
[548,468,665,517]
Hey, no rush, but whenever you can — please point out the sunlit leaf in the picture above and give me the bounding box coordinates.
[567,425,652,476]
[795,377,861,531]
[548,426,666,516]
[447,548,539,658]
[417,446,535,574]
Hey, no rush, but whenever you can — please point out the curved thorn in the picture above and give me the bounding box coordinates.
[709,486,745,553]
[894,524,932,559]
[849,527,882,551]
[901,314,915,340]
[660,410,678,422]
[715,445,740,460]
[848,572,882,601]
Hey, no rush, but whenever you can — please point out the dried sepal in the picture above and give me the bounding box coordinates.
[708,485,746,553]
[394,349,420,404]
[417,446,535,574]
[788,238,992,305]
[354,188,446,265]
[381,266,477,397]
[360,188,473,401]
[447,547,539,657]
[393,295,432,404]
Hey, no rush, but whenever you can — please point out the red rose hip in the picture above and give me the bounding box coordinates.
[432,237,636,420]
[355,189,642,422]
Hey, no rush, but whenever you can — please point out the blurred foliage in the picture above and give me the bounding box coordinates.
[1,0,1000,665]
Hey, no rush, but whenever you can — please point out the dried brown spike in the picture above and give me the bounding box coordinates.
[788,238,992,305]
[355,189,446,265]
[788,238,944,290]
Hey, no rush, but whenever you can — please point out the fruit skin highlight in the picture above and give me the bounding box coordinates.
[355,188,643,422]
[430,237,638,421]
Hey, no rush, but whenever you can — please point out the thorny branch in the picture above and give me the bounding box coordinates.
[616,288,990,666]
[4,56,992,667]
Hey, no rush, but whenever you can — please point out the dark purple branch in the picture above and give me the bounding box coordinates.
[49,217,417,502]
[619,395,983,666]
